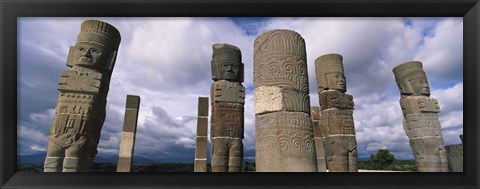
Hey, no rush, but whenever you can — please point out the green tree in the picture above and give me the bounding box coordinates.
[369,149,395,170]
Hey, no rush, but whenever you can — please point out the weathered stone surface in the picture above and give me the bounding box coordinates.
[194,97,209,172]
[393,61,448,172]
[211,80,245,104]
[446,144,463,172]
[254,86,311,114]
[315,53,358,172]
[210,44,244,172]
[44,20,121,172]
[311,106,327,172]
[117,95,140,172]
[254,30,316,172]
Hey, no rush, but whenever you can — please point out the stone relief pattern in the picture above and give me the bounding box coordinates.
[211,104,244,138]
[403,113,443,139]
[319,91,354,111]
[212,81,245,103]
[256,112,314,153]
[253,30,306,62]
[320,109,355,135]
[254,56,308,92]
[281,88,311,113]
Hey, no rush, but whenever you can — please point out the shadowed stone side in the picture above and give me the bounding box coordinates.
[393,61,448,172]
[44,20,121,172]
[311,106,327,172]
[194,97,209,172]
[254,29,317,172]
[117,95,140,172]
[315,53,358,172]
[446,135,463,172]
[210,44,245,172]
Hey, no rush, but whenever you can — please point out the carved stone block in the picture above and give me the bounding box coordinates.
[255,111,316,172]
[211,81,245,104]
[319,90,354,111]
[254,86,311,114]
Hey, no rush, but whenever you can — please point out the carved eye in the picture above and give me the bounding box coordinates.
[91,48,101,55]
[78,47,86,52]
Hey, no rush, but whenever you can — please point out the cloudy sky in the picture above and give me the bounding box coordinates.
[17,17,463,162]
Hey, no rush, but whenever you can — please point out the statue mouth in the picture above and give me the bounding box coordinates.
[79,57,92,62]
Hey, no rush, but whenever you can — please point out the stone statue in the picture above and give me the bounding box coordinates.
[254,29,317,172]
[314,53,358,172]
[393,61,448,172]
[117,95,140,172]
[194,97,209,172]
[44,20,121,172]
[311,106,327,172]
[210,43,245,172]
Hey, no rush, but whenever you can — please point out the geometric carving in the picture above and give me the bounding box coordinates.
[315,53,358,172]
[393,61,448,172]
[44,20,121,172]
[254,29,317,172]
[210,43,244,172]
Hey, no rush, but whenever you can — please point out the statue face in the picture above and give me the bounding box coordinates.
[326,72,346,91]
[219,61,240,80]
[73,43,108,69]
[410,77,430,95]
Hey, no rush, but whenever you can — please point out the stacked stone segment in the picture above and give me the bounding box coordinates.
[117,95,140,172]
[311,106,327,172]
[194,97,209,172]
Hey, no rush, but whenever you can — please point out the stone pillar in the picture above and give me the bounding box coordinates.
[446,135,463,172]
[117,95,140,172]
[44,20,121,172]
[311,106,327,172]
[254,29,317,172]
[210,44,245,172]
[194,97,209,172]
[393,61,448,172]
[314,54,358,172]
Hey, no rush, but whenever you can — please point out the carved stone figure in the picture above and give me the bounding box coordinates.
[393,61,448,172]
[315,53,358,172]
[44,20,121,172]
[194,97,209,172]
[117,95,140,172]
[311,106,327,172]
[210,44,245,172]
[254,29,317,172]
[446,135,463,172]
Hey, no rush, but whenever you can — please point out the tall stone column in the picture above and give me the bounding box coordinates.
[117,95,140,172]
[194,97,209,172]
[311,106,327,172]
[44,20,121,172]
[314,54,358,172]
[393,61,448,172]
[254,29,317,172]
[210,44,245,172]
